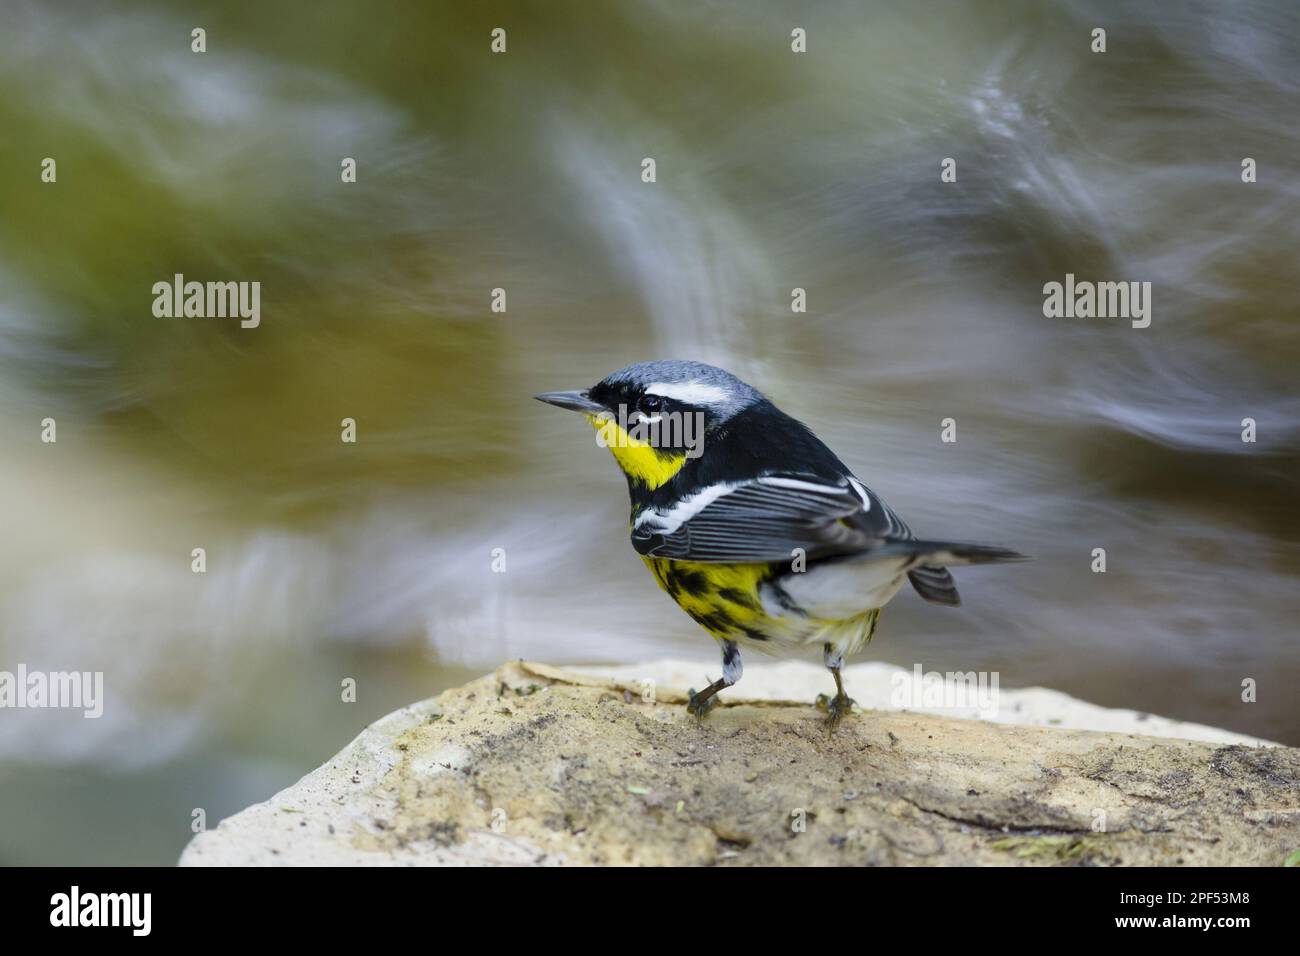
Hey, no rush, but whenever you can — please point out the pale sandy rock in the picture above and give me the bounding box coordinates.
[568,659,1277,746]
[180,661,1299,866]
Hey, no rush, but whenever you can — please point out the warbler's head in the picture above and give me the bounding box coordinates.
[536,360,762,489]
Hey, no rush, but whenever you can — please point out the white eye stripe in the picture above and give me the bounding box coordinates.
[643,381,731,407]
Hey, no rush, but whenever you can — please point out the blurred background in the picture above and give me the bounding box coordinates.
[1,0,1297,864]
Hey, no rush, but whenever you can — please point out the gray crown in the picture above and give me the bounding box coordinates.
[600,360,765,420]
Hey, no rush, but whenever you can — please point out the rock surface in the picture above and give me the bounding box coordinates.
[180,661,1299,866]
[568,659,1276,746]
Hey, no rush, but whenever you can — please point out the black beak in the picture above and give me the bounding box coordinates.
[534,389,608,415]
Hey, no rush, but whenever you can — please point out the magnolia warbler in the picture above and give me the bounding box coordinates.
[537,360,1025,729]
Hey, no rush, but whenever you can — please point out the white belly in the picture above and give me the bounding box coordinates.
[748,557,909,655]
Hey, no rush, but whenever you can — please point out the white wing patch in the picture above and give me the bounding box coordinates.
[757,475,840,493]
[632,481,739,533]
[634,474,857,535]
[847,476,872,511]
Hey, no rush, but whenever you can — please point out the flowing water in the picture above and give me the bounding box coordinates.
[1,0,1297,863]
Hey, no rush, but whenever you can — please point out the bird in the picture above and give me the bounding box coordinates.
[536,360,1026,729]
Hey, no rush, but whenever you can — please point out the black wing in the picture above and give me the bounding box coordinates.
[631,473,909,564]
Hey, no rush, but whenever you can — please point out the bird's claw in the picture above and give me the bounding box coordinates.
[686,687,719,721]
[816,692,856,732]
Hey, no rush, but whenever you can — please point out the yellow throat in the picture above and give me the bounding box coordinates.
[587,413,687,490]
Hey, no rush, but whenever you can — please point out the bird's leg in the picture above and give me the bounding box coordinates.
[688,640,741,721]
[815,642,856,731]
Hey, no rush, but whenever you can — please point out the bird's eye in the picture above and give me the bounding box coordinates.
[640,394,663,414]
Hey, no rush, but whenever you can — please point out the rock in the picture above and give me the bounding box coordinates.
[180,661,1300,866]
[567,659,1276,746]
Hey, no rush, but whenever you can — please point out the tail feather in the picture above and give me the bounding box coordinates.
[892,539,1028,566]
[908,565,961,606]
[893,539,1026,607]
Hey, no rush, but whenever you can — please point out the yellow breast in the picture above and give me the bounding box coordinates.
[641,557,772,639]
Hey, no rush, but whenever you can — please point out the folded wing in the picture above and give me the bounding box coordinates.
[631,472,1025,609]
[631,473,900,564]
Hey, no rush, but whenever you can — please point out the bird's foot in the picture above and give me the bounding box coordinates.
[815,692,856,732]
[687,687,720,721]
